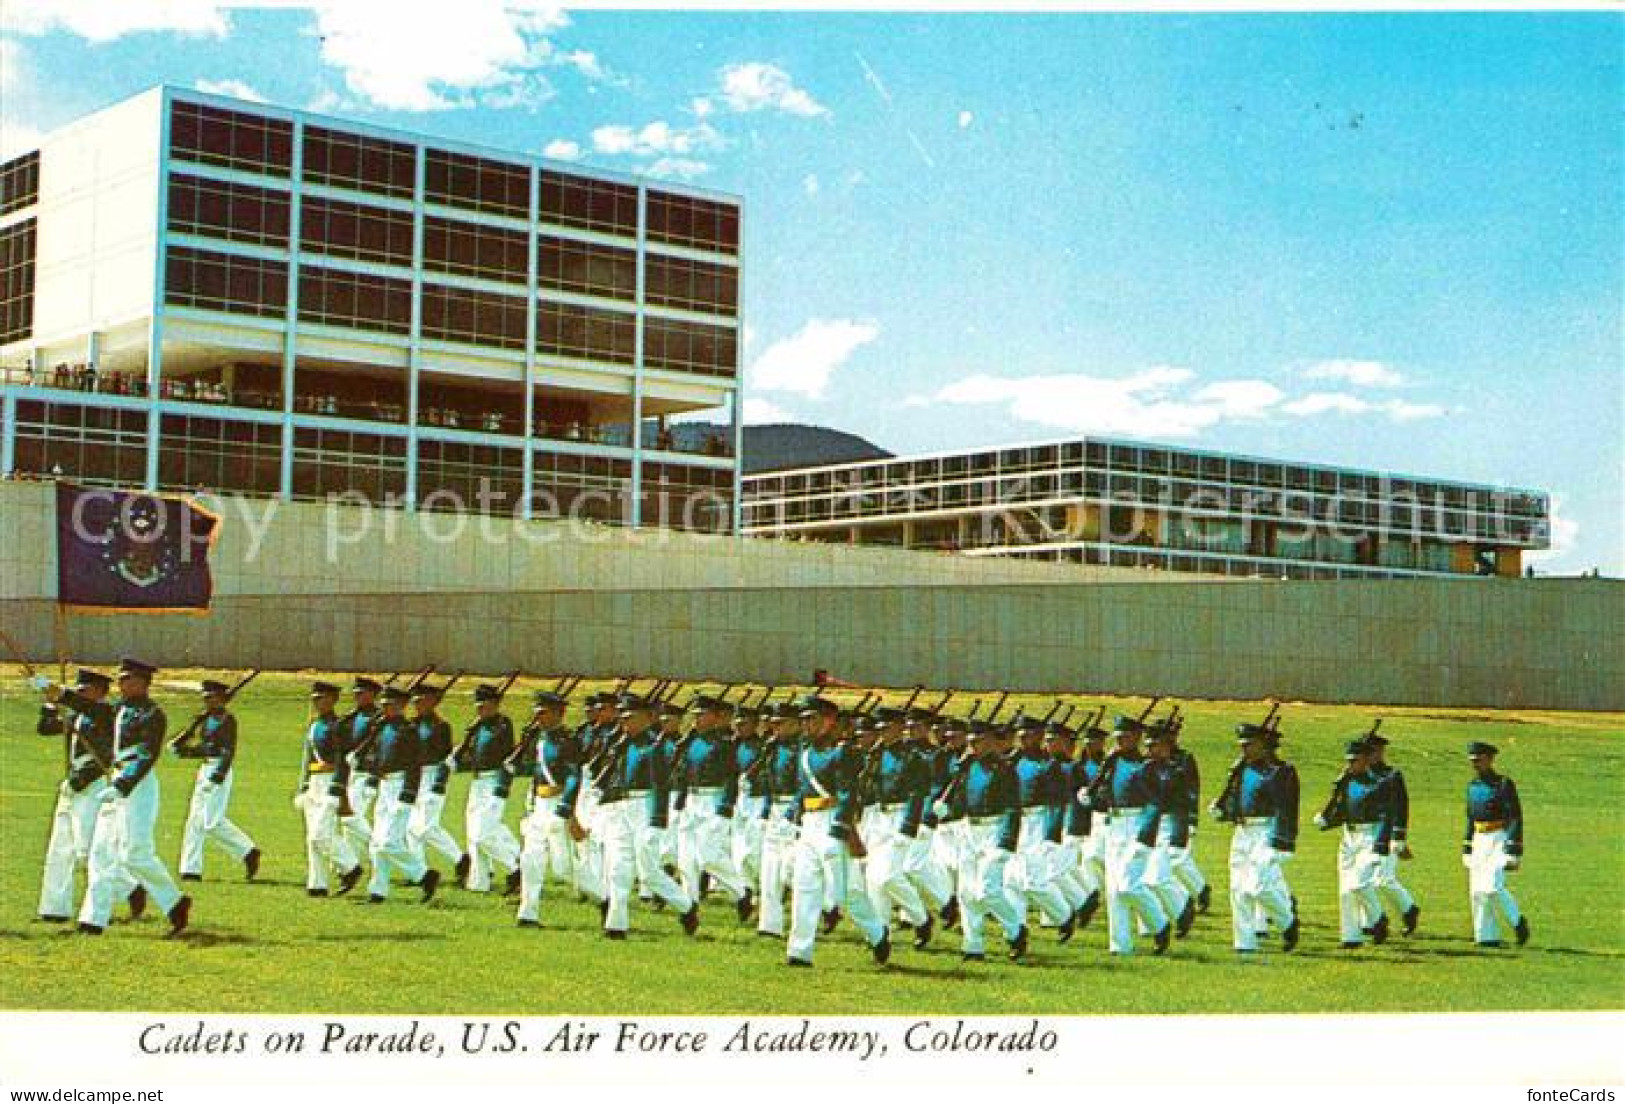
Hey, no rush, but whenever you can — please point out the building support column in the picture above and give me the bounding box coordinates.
[629,185,647,528]
[520,164,539,520]
[279,116,304,501]
[143,88,174,492]
[404,144,426,510]
[1,390,15,474]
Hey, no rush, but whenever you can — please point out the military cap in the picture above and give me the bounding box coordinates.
[531,689,568,711]
[75,669,111,691]
[659,700,685,718]
[200,679,230,696]
[1083,725,1110,741]
[1364,732,1390,747]
[585,690,618,708]
[352,677,383,694]
[411,682,443,699]
[1467,741,1498,757]
[310,680,341,697]
[380,686,410,703]
[1112,714,1146,735]
[796,694,838,718]
[1343,739,1370,759]
[939,714,970,732]
[968,719,999,740]
[687,694,734,714]
[117,657,157,679]
[1045,723,1076,741]
[472,683,504,703]
[868,705,906,724]
[618,695,656,715]
[906,707,937,725]
[735,704,761,720]
[1015,714,1047,732]
[1235,722,1274,742]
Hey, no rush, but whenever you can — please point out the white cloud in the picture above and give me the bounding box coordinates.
[542,138,581,161]
[716,62,828,118]
[552,47,608,82]
[195,78,267,103]
[591,119,724,159]
[646,157,711,181]
[957,110,974,129]
[1524,494,1580,573]
[1383,399,1447,421]
[1301,358,1406,388]
[1191,379,1284,419]
[742,397,793,424]
[750,319,880,399]
[2,0,229,41]
[1,37,24,95]
[1281,392,1374,417]
[802,173,820,196]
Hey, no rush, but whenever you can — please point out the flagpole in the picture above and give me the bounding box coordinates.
[52,602,70,776]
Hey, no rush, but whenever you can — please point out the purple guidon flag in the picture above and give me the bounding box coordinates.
[56,483,220,613]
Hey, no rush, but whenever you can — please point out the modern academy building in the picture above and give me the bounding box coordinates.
[741,437,1551,580]
[0,86,742,531]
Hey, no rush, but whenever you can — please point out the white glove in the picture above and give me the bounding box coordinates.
[30,675,51,691]
[1312,814,1329,830]
[1169,846,1190,861]
[1461,853,1472,869]
[931,800,951,821]
[57,780,73,801]
[98,787,120,805]
[1504,857,1521,872]
[292,793,306,812]
[1271,848,1294,864]
[199,779,219,799]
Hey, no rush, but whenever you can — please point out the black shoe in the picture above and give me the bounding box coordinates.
[504,869,522,898]
[605,929,628,941]
[77,922,104,935]
[1340,940,1362,949]
[337,866,363,896]
[127,885,147,920]
[757,930,781,939]
[1282,917,1301,953]
[1078,891,1101,929]
[454,853,471,886]
[1176,898,1196,938]
[167,895,192,935]
[1402,904,1421,936]
[1009,925,1030,961]
[913,915,935,950]
[38,914,70,923]
[821,908,841,935]
[940,897,960,931]
[1257,929,1270,941]
[736,890,755,924]
[1477,940,1505,948]
[679,904,700,936]
[1152,923,1172,955]
[419,869,441,903]
[872,930,893,966]
[517,919,540,929]
[181,873,202,883]
[1515,917,1530,946]
[599,900,609,924]
[1196,884,1212,914]
[244,847,262,881]
[786,956,813,968]
[1057,912,1077,945]
[1370,914,1391,945]
[699,872,713,898]
[307,888,328,898]
[962,952,986,963]
[368,893,386,904]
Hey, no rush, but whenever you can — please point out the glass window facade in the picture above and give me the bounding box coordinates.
[423,216,528,283]
[10,401,148,485]
[168,173,291,247]
[158,414,282,494]
[643,316,737,377]
[425,149,529,219]
[170,101,292,177]
[537,236,636,301]
[540,171,638,237]
[0,151,40,217]
[421,283,528,350]
[644,253,738,315]
[166,246,288,318]
[645,190,739,253]
[291,426,407,503]
[300,196,415,267]
[536,301,636,364]
[302,125,415,199]
[0,219,36,344]
[297,265,412,334]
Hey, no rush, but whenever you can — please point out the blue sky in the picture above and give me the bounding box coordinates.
[2,5,1619,573]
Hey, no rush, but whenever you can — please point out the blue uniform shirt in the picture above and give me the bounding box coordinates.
[109,696,167,797]
[341,707,380,776]
[1340,770,1395,853]
[673,728,739,815]
[514,725,581,815]
[864,743,928,837]
[1369,762,1411,841]
[733,735,764,797]
[177,711,239,784]
[1464,772,1524,856]
[416,715,454,795]
[602,728,674,828]
[301,713,350,797]
[51,689,116,792]
[1146,757,1194,849]
[1229,760,1301,853]
[959,754,1020,852]
[792,743,862,841]
[369,714,422,801]
[1013,751,1064,844]
[760,738,802,816]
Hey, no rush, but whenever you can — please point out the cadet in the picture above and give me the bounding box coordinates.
[511,690,585,927]
[591,696,699,939]
[1005,715,1078,942]
[1365,733,1421,935]
[1087,715,1171,955]
[1164,717,1211,913]
[571,691,621,904]
[455,684,521,895]
[928,714,970,930]
[785,695,892,968]
[1044,722,1101,933]
[295,681,363,897]
[338,677,384,861]
[937,720,1028,962]
[857,707,935,949]
[68,658,191,936]
[1142,718,1196,939]
[752,702,803,939]
[175,680,262,883]
[672,694,753,919]
[899,708,955,924]
[1213,723,1299,954]
[362,686,441,904]
[407,683,467,881]
[1463,742,1529,948]
[36,669,143,924]
[1075,721,1110,896]
[1314,738,1392,948]
[730,704,768,892]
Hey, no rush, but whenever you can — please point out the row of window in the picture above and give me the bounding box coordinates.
[169,173,291,247]
[1,152,41,217]
[0,220,37,344]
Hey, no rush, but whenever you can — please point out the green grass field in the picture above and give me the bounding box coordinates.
[2,667,1621,1014]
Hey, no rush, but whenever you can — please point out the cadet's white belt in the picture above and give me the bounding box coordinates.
[474,769,504,782]
[605,789,652,803]
[1235,816,1272,826]
[967,815,1005,827]
[689,787,725,798]
[1108,806,1145,821]
[874,802,909,813]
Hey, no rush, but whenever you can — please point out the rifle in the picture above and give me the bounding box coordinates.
[346,667,454,767]
[1040,699,1066,725]
[168,668,260,753]
[451,669,521,768]
[899,685,925,713]
[1210,701,1278,821]
[0,624,40,680]
[984,690,1011,724]
[1135,696,1163,724]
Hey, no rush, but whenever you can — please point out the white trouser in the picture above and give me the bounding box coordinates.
[932,818,962,883]
[367,773,428,898]
[1228,820,1295,951]
[342,773,378,856]
[464,773,520,892]
[1142,819,1192,932]
[1058,834,1101,901]
[678,790,747,902]
[903,825,953,911]
[1080,827,1107,897]
[39,780,110,919]
[573,785,606,902]
[301,775,358,891]
[1102,811,1169,954]
[80,773,182,929]
[1171,825,1208,897]
[1004,810,1074,926]
[1368,846,1417,923]
[409,789,463,869]
[957,818,1026,956]
[1338,823,1385,943]
[180,765,256,876]
[600,796,692,932]
[861,805,929,928]
[1467,829,1522,943]
[516,795,575,923]
[788,807,887,962]
[757,801,799,936]
[732,794,767,886]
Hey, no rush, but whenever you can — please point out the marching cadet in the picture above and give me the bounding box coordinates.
[1005,715,1079,942]
[1142,718,1197,939]
[1164,718,1211,913]
[784,695,891,968]
[1314,738,1393,948]
[571,690,620,904]
[1044,722,1101,933]
[338,677,384,862]
[928,714,969,931]
[510,690,586,927]
[66,658,191,936]
[363,686,441,904]
[730,703,767,894]
[1213,722,1300,954]
[407,683,467,882]
[653,699,687,887]
[672,694,753,919]
[175,680,262,883]
[1462,742,1529,948]
[1087,715,1172,955]
[936,720,1028,962]
[295,681,363,897]
[752,702,803,939]
[591,696,699,939]
[857,706,936,950]
[1365,732,1421,935]
[455,684,521,895]
[35,669,144,924]
[899,708,955,925]
[1075,721,1110,897]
